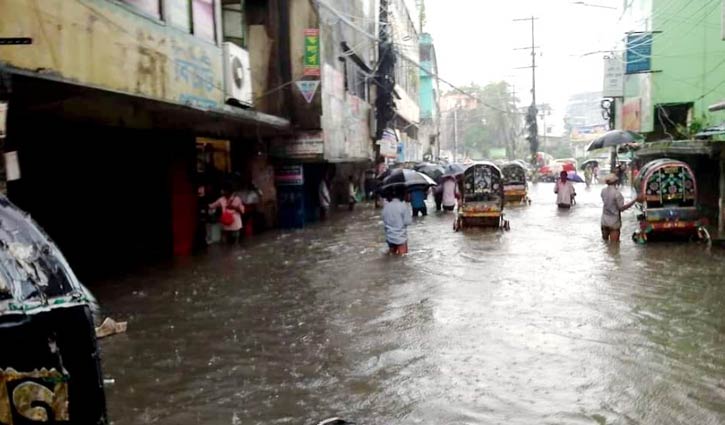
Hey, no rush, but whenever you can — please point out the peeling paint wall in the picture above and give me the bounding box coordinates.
[0,0,224,110]
[317,1,376,162]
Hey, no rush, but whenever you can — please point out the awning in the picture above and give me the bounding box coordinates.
[635,140,723,159]
[3,68,291,139]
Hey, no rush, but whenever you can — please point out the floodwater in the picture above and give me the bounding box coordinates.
[94,183,725,425]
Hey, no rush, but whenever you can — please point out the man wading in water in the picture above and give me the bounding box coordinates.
[601,173,642,242]
[554,171,576,209]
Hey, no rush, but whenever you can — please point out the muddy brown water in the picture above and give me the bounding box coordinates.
[94,183,725,425]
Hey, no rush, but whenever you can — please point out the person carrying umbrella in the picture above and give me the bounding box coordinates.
[441,175,459,212]
[554,171,576,209]
[600,173,641,242]
[382,186,412,255]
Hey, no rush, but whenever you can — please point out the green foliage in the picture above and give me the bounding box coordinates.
[457,81,523,160]
[674,115,708,139]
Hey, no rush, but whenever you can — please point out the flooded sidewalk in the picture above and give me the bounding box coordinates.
[93,184,725,425]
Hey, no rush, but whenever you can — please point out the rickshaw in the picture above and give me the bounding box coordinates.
[454,162,510,231]
[632,158,710,243]
[501,162,530,204]
[0,196,108,424]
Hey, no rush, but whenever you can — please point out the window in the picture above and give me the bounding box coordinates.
[120,0,161,19]
[167,0,192,32]
[192,0,217,42]
[222,1,246,47]
[344,60,368,101]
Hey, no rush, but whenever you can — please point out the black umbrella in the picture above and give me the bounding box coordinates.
[441,163,466,179]
[414,162,436,171]
[380,169,436,192]
[587,130,643,151]
[416,164,445,182]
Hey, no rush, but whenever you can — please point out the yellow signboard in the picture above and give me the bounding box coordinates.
[0,0,224,110]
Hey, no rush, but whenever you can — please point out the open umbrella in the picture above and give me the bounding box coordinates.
[579,159,599,170]
[587,130,643,151]
[566,171,585,183]
[380,169,436,192]
[441,163,466,179]
[415,163,445,182]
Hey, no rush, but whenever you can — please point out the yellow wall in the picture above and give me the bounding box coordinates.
[1,0,224,110]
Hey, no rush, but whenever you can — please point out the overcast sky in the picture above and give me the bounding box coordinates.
[424,0,622,132]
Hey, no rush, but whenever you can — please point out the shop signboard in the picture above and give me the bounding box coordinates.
[603,56,624,97]
[275,165,304,186]
[625,33,652,74]
[271,133,324,160]
[296,80,320,103]
[303,29,321,76]
[377,128,398,158]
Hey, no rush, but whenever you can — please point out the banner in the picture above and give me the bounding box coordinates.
[303,29,320,76]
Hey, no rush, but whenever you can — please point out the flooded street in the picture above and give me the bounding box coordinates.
[94,183,725,425]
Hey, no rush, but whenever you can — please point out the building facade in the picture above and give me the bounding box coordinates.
[564,91,610,159]
[1,0,302,277]
[418,32,440,160]
[615,0,725,138]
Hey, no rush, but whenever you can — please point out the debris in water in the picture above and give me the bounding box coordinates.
[95,317,128,339]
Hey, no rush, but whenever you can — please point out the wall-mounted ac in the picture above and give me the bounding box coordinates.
[222,42,253,107]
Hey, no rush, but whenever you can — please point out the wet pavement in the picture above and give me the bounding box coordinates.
[93,183,725,425]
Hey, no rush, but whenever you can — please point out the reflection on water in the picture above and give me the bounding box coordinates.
[94,183,725,425]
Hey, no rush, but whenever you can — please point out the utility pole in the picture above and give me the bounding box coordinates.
[453,106,458,162]
[514,16,539,164]
[375,0,396,147]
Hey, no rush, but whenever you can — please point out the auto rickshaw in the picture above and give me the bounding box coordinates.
[454,162,510,231]
[501,162,530,204]
[0,196,108,424]
[632,158,710,243]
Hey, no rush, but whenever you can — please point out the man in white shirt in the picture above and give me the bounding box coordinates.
[441,176,458,211]
[554,171,576,209]
[382,187,412,255]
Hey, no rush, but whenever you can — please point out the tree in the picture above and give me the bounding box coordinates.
[456,82,523,160]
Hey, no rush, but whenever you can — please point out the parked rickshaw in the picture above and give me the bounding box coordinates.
[632,158,710,243]
[0,196,108,424]
[454,162,510,231]
[501,162,530,204]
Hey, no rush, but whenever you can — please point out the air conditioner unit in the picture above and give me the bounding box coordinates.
[222,42,253,107]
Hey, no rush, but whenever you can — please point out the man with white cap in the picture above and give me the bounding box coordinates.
[601,173,641,242]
